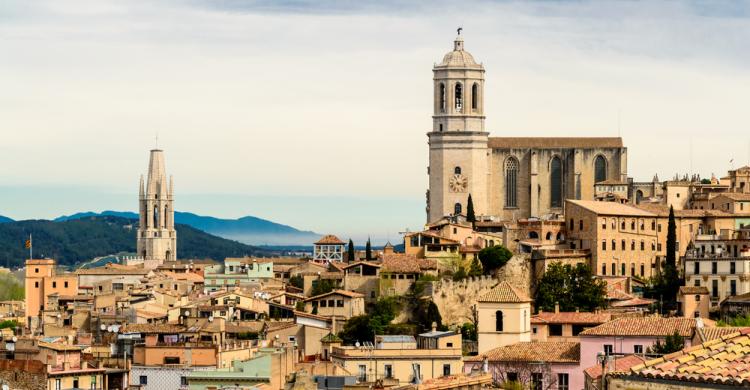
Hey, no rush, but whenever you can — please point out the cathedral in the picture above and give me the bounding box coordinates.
[427,34,628,223]
[136,148,176,265]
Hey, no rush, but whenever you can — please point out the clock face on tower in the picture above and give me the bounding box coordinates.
[449,174,468,193]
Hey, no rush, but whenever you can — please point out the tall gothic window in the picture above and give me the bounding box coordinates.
[505,157,519,207]
[153,205,159,228]
[594,155,607,183]
[454,202,462,215]
[550,157,563,208]
[164,205,169,227]
[455,83,463,112]
[471,83,478,110]
[439,83,446,113]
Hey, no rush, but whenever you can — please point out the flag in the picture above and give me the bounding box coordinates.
[25,239,31,249]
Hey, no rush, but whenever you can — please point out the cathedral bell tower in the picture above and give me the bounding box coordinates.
[427,31,489,223]
[137,149,176,264]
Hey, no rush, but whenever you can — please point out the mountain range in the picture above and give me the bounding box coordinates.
[0,216,275,268]
[51,211,321,245]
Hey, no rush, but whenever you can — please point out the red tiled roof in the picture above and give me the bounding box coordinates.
[584,354,646,379]
[579,317,699,337]
[531,311,611,325]
[381,254,420,273]
[305,289,364,301]
[610,297,656,307]
[621,328,750,386]
[315,235,345,245]
[465,341,580,363]
[477,281,532,303]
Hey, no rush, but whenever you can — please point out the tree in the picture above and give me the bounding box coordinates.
[289,274,303,289]
[468,257,483,277]
[347,239,355,262]
[310,279,335,296]
[648,330,684,354]
[535,262,607,312]
[647,206,681,305]
[414,300,444,332]
[467,194,476,228]
[460,322,477,341]
[478,245,513,274]
[0,274,23,301]
[338,297,402,344]
[452,266,467,281]
[294,301,305,312]
[365,237,372,260]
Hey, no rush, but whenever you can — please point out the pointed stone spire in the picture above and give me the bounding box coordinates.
[169,175,174,197]
[139,175,145,197]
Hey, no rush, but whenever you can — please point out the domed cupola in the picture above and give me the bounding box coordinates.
[438,35,480,68]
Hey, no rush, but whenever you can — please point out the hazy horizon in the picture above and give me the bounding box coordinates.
[2,0,749,242]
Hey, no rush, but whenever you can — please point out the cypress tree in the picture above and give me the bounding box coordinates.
[347,239,355,262]
[365,237,372,260]
[666,206,676,268]
[466,194,476,228]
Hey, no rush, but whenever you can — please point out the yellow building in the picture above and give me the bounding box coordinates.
[331,331,463,385]
[476,281,532,354]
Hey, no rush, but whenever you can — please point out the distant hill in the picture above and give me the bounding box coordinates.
[0,216,13,223]
[54,211,320,245]
[0,216,273,268]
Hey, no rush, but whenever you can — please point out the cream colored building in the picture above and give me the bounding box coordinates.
[476,281,532,354]
[427,33,627,223]
[331,331,463,385]
[136,148,176,265]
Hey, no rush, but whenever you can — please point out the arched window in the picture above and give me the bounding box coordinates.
[529,231,539,239]
[636,190,644,204]
[594,155,607,183]
[631,220,636,230]
[455,83,463,112]
[454,166,462,175]
[153,205,159,228]
[439,83,446,112]
[640,241,645,250]
[631,241,635,250]
[471,83,478,110]
[495,310,503,332]
[556,232,563,241]
[550,157,563,208]
[454,202,462,215]
[164,205,169,227]
[546,232,552,241]
[611,240,616,250]
[505,158,519,208]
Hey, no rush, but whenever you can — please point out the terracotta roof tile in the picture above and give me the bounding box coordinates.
[579,317,699,337]
[699,327,750,343]
[584,354,646,379]
[315,235,345,245]
[381,254,421,273]
[465,341,580,363]
[622,329,750,386]
[679,286,709,295]
[121,323,186,334]
[531,311,611,325]
[305,289,364,301]
[477,281,532,303]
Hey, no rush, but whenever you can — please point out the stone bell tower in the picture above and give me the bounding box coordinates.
[427,31,489,222]
[137,149,176,264]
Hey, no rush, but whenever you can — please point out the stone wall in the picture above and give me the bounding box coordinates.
[0,359,46,390]
[428,254,532,325]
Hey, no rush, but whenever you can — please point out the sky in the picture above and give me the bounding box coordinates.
[1,0,749,243]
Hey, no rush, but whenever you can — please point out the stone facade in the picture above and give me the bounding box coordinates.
[427,35,627,223]
[0,359,47,390]
[137,149,176,264]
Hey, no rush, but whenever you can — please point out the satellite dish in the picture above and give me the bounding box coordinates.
[11,336,17,342]
[100,324,107,331]
[107,326,114,332]
[208,316,214,322]
[183,310,190,317]
[355,341,360,348]
[3,384,10,390]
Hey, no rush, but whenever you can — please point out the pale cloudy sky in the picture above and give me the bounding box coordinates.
[1,0,749,242]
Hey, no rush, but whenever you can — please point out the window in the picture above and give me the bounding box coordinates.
[181,376,188,386]
[658,224,662,232]
[454,203,462,215]
[712,262,717,274]
[631,241,635,250]
[505,157,518,207]
[495,310,503,332]
[164,356,180,364]
[631,221,636,230]
[384,364,393,378]
[604,344,614,355]
[531,373,543,390]
[52,281,56,288]
[694,262,700,274]
[439,83,446,112]
[358,365,367,381]
[454,83,463,111]
[140,376,148,385]
[657,243,662,251]
[621,240,626,250]
[507,372,518,383]
[320,300,327,307]
[558,373,569,390]
[602,240,607,251]
[35,281,39,288]
[695,294,701,301]
[651,221,656,230]
[569,219,574,230]
[601,264,606,275]
[694,279,701,287]
[712,280,719,298]
[641,241,645,250]
[631,263,635,276]
[611,240,616,250]
[572,325,586,336]
[64,281,68,288]
[550,157,563,208]
[640,264,645,277]
[594,155,607,183]
[621,220,626,230]
[611,263,616,275]
[731,262,736,274]
[602,220,607,229]
[731,280,737,296]
[621,263,626,276]
[454,166,462,175]
[55,379,61,390]
[634,345,643,354]
[443,363,451,376]
[549,324,563,336]
[337,300,344,307]
[35,268,39,273]
[471,83,478,110]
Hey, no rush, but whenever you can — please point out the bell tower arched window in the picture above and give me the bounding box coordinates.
[594,155,607,183]
[505,158,519,207]
[550,157,563,208]
[153,205,159,228]
[495,310,503,332]
[454,166,462,175]
[455,83,463,112]
[454,202,462,215]
[471,83,478,111]
[439,83,446,113]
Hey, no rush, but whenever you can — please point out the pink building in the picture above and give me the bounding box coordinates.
[578,317,702,371]
[464,341,580,390]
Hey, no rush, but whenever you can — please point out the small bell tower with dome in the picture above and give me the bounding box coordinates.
[427,30,489,222]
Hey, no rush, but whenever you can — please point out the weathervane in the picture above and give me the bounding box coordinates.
[457,26,463,35]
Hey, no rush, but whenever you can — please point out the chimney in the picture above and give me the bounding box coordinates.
[431,321,437,333]
[554,302,559,314]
